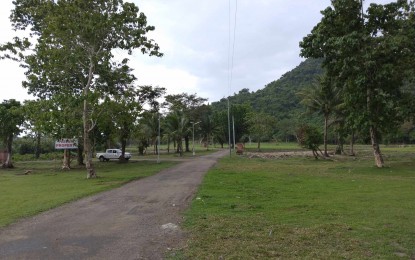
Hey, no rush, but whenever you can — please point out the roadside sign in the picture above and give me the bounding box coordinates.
[55,139,78,150]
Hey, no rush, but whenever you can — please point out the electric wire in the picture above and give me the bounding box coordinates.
[227,0,238,156]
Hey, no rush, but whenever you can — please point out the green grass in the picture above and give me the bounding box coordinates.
[244,141,303,152]
[181,146,415,259]
[0,160,177,228]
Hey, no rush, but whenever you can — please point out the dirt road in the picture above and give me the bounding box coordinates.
[0,149,228,259]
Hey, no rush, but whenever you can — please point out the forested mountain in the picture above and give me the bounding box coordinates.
[212,58,323,121]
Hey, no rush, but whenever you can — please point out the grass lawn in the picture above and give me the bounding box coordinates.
[0,159,177,228]
[181,145,415,259]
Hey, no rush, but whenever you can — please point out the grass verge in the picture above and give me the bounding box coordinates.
[181,146,415,259]
[0,160,177,228]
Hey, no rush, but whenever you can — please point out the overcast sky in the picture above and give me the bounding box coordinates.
[0,0,392,103]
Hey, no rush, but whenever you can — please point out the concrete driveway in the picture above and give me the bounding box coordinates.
[0,149,228,259]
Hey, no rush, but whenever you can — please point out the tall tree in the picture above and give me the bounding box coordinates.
[2,0,162,178]
[163,93,207,152]
[300,0,415,167]
[0,100,24,168]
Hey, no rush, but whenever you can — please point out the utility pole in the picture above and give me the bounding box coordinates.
[157,113,160,164]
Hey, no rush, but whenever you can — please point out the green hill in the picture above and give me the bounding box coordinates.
[212,58,323,121]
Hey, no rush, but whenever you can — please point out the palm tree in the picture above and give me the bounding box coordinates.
[298,75,339,157]
[164,111,190,156]
[140,112,160,154]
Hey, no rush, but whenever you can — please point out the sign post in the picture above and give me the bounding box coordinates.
[55,139,78,170]
[55,139,78,150]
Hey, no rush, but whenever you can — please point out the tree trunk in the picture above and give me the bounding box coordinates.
[206,134,210,151]
[119,138,127,162]
[2,134,14,168]
[257,140,261,152]
[367,85,383,167]
[153,137,157,155]
[83,60,96,179]
[335,133,344,155]
[370,125,384,168]
[177,137,183,156]
[185,135,190,152]
[35,132,41,159]
[167,136,170,154]
[323,115,329,157]
[62,149,71,170]
[77,138,84,165]
[350,130,355,156]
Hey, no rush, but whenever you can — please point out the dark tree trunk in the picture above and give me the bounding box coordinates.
[167,136,170,154]
[77,138,84,166]
[177,137,183,156]
[335,133,344,155]
[35,132,41,159]
[350,130,355,156]
[119,138,127,162]
[185,135,190,152]
[323,115,329,157]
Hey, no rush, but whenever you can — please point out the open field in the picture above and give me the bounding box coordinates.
[181,145,415,259]
[0,160,177,228]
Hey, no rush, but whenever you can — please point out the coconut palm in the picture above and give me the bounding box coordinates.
[164,111,190,156]
[298,75,340,157]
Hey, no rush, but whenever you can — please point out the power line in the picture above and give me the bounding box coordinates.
[228,0,238,95]
[227,0,238,157]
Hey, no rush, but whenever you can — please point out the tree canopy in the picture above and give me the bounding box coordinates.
[2,0,162,177]
[300,0,415,167]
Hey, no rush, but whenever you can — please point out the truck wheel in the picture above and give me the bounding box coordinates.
[99,156,105,162]
[125,158,130,161]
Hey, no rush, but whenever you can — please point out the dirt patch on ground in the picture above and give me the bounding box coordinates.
[244,151,314,159]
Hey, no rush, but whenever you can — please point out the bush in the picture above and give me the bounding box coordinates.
[296,124,323,159]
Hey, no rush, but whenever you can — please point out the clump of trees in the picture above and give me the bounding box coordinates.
[0,100,24,168]
[1,0,162,177]
[300,0,415,167]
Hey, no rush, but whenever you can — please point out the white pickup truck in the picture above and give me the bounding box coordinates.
[96,149,132,162]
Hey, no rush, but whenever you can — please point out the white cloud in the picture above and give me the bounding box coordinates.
[0,0,397,103]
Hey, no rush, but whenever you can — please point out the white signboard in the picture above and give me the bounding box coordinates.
[55,139,78,150]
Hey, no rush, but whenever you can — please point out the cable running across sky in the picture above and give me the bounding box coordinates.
[228,0,238,96]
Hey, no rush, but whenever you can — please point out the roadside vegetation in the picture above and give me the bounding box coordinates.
[0,160,177,228]
[181,145,415,259]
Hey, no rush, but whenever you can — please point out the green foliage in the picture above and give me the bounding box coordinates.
[212,58,324,122]
[0,100,24,144]
[3,0,163,177]
[0,99,24,168]
[246,112,277,150]
[300,0,415,166]
[14,136,54,155]
[296,124,323,158]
